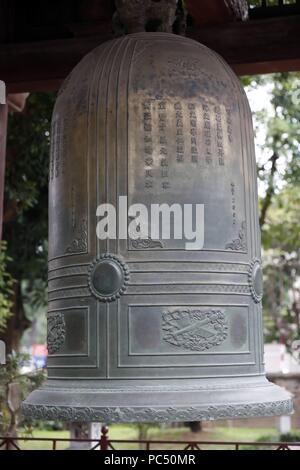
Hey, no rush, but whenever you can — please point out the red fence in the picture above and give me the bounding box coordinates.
[1,426,300,450]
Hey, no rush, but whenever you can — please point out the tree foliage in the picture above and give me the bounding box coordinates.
[1,92,55,350]
[0,352,44,436]
[262,186,300,350]
[5,92,55,280]
[244,73,300,355]
[0,241,14,331]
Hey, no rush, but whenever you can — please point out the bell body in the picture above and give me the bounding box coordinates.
[23,33,292,422]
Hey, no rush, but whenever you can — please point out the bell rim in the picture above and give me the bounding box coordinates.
[22,379,293,423]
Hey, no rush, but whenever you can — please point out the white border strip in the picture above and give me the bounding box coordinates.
[0,80,6,104]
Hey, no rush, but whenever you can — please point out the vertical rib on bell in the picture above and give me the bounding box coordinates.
[22,33,293,422]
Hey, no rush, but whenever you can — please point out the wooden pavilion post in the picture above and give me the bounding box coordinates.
[0,80,7,241]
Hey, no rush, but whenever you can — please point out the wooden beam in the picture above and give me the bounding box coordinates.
[232,58,300,76]
[186,0,248,25]
[1,15,300,93]
[0,99,8,241]
[188,15,300,75]
[0,33,112,93]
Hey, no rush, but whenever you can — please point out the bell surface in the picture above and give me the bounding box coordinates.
[22,33,293,422]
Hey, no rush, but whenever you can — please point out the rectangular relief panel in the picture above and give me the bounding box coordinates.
[128,305,250,356]
[47,306,98,370]
[109,298,256,378]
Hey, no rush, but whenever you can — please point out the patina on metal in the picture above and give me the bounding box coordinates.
[22,33,293,422]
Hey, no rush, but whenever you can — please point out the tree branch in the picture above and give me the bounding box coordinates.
[259,151,279,228]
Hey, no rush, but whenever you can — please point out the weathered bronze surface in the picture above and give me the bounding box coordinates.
[23,33,293,422]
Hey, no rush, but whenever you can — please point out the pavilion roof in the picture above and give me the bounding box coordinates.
[0,0,299,92]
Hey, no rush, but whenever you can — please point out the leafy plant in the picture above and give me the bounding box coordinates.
[2,92,55,351]
[0,241,14,331]
[280,432,300,442]
[0,352,45,436]
[243,73,300,354]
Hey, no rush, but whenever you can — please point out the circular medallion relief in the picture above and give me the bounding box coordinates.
[248,259,263,303]
[88,254,130,302]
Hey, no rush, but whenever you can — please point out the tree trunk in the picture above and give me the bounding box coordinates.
[259,152,279,228]
[137,424,149,450]
[0,279,31,353]
[186,421,202,433]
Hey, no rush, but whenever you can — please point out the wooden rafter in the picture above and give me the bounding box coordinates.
[186,0,248,25]
[188,14,300,75]
[0,15,300,92]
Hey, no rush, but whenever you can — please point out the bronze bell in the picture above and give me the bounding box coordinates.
[23,33,293,422]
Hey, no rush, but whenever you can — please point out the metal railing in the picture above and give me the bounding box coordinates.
[0,426,299,450]
[248,0,300,18]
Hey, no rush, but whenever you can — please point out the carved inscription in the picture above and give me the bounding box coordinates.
[175,101,184,163]
[49,118,67,181]
[226,107,233,144]
[129,84,244,249]
[214,105,225,166]
[143,99,154,191]
[158,98,170,190]
[71,185,76,229]
[203,103,212,165]
[140,97,231,179]
[231,182,237,226]
[166,56,234,97]
[188,103,198,163]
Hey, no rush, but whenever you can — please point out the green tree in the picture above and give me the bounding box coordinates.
[0,352,44,437]
[244,72,300,225]
[0,92,55,352]
[261,185,300,353]
[0,241,14,331]
[244,73,300,354]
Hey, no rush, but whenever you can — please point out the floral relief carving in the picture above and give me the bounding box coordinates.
[162,309,228,351]
[65,219,88,254]
[47,313,66,355]
[22,400,293,423]
[226,221,247,251]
